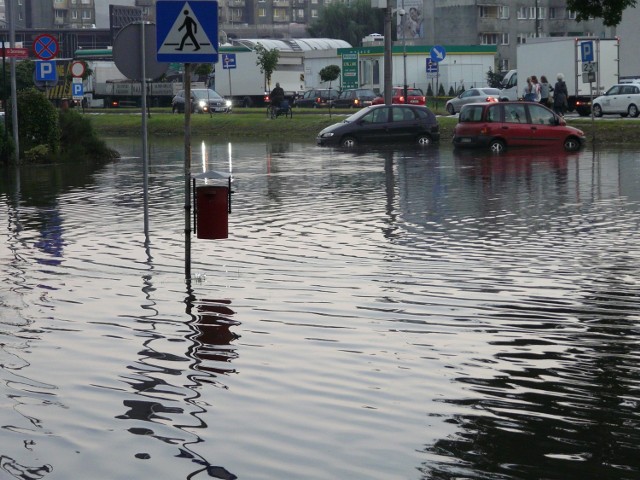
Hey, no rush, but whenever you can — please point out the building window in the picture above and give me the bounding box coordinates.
[81,0,91,4]
[479,6,490,18]
[258,7,266,16]
[55,10,65,19]
[481,33,499,45]
[498,6,509,19]
[568,10,577,20]
[82,10,91,19]
[72,10,78,19]
[499,58,509,71]
[517,34,527,44]
[549,8,557,19]
[297,9,305,18]
[527,7,536,19]
[517,7,527,19]
[311,8,318,17]
[537,7,546,19]
[501,33,509,45]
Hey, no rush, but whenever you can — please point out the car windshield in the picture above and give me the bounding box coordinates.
[193,90,222,100]
[343,106,374,122]
[481,88,501,96]
[407,89,423,96]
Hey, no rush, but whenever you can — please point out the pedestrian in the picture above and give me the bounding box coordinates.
[523,77,534,101]
[530,75,542,102]
[539,75,552,106]
[553,73,568,116]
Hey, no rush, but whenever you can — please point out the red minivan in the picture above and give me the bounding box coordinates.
[453,101,585,153]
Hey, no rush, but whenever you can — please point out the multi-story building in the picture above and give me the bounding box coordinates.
[0,0,96,29]
[419,0,615,72]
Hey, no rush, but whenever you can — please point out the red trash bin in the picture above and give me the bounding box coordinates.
[196,185,229,239]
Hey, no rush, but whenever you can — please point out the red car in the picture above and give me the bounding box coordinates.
[371,87,426,105]
[453,101,585,153]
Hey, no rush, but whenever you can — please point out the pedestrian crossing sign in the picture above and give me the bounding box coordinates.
[156,0,218,63]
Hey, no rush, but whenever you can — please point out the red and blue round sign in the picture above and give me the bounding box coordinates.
[33,34,59,60]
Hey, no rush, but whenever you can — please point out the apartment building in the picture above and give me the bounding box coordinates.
[0,0,96,29]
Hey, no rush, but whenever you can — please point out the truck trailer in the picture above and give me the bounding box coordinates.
[499,37,620,116]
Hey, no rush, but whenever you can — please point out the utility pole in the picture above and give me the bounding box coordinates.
[383,0,392,104]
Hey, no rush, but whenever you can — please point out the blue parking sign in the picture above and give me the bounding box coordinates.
[35,60,58,82]
[72,83,84,99]
[581,41,594,62]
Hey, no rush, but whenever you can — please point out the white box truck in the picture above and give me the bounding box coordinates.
[213,47,305,107]
[499,37,620,116]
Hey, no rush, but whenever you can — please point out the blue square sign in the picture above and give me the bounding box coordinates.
[156,0,219,63]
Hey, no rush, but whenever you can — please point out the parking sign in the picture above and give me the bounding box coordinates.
[581,41,594,62]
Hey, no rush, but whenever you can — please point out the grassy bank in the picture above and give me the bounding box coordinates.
[85,108,640,145]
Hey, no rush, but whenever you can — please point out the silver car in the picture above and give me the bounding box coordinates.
[592,83,640,118]
[445,87,501,115]
[172,89,232,114]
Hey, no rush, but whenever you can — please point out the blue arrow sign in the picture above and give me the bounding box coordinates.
[430,45,446,63]
[222,53,236,69]
[35,60,58,82]
[156,0,219,63]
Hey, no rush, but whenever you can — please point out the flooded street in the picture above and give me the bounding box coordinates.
[1,138,639,479]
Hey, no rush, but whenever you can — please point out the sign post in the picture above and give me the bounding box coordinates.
[430,45,446,110]
[222,53,236,97]
[156,0,219,279]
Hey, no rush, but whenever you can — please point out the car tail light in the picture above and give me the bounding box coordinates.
[264,95,270,102]
[111,100,119,108]
[420,96,425,103]
[354,99,360,106]
[486,96,498,103]
[399,96,405,103]
[316,97,321,103]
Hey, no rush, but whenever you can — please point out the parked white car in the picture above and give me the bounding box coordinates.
[592,83,640,118]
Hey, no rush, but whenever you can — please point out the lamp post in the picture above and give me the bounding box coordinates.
[399,4,407,103]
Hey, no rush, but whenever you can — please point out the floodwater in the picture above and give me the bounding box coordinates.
[1,137,639,480]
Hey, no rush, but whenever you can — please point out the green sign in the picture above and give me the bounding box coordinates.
[341,53,358,89]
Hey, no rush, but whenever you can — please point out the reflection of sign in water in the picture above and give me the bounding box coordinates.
[341,52,359,89]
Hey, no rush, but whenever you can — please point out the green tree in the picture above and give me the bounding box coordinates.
[566,0,636,26]
[486,68,504,88]
[438,83,445,96]
[255,43,280,91]
[308,0,386,47]
[319,65,340,89]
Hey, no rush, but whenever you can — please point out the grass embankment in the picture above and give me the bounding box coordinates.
[86,108,640,145]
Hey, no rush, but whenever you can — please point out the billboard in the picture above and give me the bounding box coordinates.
[397,0,424,40]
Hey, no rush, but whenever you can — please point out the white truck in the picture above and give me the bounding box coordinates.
[499,37,620,116]
[213,46,305,107]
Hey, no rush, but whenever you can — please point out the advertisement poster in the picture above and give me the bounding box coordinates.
[397,0,424,40]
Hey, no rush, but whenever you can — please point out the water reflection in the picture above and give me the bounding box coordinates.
[1,139,639,479]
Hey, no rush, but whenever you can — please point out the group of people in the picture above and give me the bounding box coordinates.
[523,73,569,116]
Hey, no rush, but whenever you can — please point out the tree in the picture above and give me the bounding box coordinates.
[319,65,340,89]
[566,0,636,26]
[486,68,504,88]
[308,0,386,47]
[255,43,280,91]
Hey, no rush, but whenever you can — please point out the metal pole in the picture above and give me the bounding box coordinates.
[8,0,19,163]
[140,17,150,236]
[184,63,192,280]
[402,0,407,103]
[383,1,392,105]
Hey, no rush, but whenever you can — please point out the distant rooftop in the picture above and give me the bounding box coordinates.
[232,38,352,52]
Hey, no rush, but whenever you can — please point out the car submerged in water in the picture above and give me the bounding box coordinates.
[452,101,585,153]
[316,104,440,148]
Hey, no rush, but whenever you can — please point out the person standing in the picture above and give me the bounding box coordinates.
[553,73,568,116]
[539,75,552,106]
[523,77,534,101]
[530,75,542,102]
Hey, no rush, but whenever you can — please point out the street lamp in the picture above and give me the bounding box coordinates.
[398,5,407,103]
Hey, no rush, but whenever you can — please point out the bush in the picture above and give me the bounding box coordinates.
[448,86,455,96]
[58,110,119,161]
[23,145,50,163]
[427,84,433,96]
[438,84,446,96]
[15,88,60,155]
